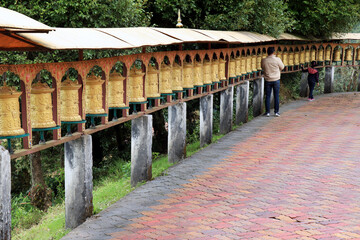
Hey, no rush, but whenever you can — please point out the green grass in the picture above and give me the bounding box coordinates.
[11,132,227,240]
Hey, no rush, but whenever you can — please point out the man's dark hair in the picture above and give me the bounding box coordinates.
[267,47,275,55]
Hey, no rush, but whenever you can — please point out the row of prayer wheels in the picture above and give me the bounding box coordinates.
[2,46,360,138]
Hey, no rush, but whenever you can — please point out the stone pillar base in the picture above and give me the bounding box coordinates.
[168,103,186,163]
[65,135,93,229]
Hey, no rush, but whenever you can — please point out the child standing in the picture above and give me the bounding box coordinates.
[301,61,319,101]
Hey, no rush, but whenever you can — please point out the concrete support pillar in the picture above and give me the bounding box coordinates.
[168,103,186,163]
[252,78,264,117]
[220,86,234,134]
[300,72,309,97]
[131,115,153,186]
[235,81,249,125]
[65,135,93,229]
[324,66,335,93]
[0,147,11,240]
[200,94,213,147]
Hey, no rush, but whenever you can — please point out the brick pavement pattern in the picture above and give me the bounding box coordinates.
[62,93,360,240]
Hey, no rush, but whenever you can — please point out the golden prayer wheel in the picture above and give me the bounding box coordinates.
[318,48,324,61]
[183,62,194,88]
[251,54,257,72]
[288,52,294,66]
[282,52,288,66]
[85,74,106,114]
[345,48,353,61]
[277,51,282,61]
[212,59,220,83]
[305,50,310,63]
[294,52,300,65]
[325,47,331,61]
[30,82,57,128]
[300,50,305,64]
[129,68,146,103]
[235,57,241,76]
[333,48,341,62]
[160,63,172,94]
[203,60,212,84]
[193,61,204,86]
[311,49,316,61]
[109,72,126,107]
[246,56,252,73]
[229,58,236,78]
[256,54,262,70]
[0,83,25,136]
[172,62,183,91]
[145,65,160,98]
[356,48,360,61]
[240,57,246,75]
[219,59,226,80]
[60,78,82,122]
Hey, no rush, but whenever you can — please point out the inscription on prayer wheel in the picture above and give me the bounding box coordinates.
[251,55,257,72]
[318,49,324,61]
[357,48,360,61]
[212,60,219,83]
[160,63,172,94]
[288,52,294,66]
[60,79,82,122]
[85,74,106,114]
[172,62,183,90]
[277,51,282,61]
[193,61,204,86]
[183,63,194,88]
[203,60,212,84]
[311,49,316,61]
[282,52,288,66]
[146,65,160,98]
[294,52,300,65]
[229,58,236,78]
[129,68,146,103]
[240,57,246,75]
[345,48,352,61]
[246,56,252,73]
[300,51,305,64]
[219,59,226,80]
[31,82,56,128]
[256,54,262,70]
[333,48,341,62]
[325,48,331,61]
[235,57,241,76]
[108,71,126,107]
[0,84,25,136]
[305,50,310,63]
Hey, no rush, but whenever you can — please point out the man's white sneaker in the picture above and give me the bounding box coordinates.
[275,113,280,117]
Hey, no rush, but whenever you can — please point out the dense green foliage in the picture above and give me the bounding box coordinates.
[146,0,360,38]
[288,0,360,38]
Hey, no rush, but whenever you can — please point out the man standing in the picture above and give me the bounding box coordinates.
[261,47,285,117]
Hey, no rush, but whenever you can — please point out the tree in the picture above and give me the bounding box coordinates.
[146,0,360,38]
[287,0,360,38]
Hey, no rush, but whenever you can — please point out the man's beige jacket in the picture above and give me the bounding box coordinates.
[261,55,285,82]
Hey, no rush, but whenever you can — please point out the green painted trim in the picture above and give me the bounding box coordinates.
[0,133,29,140]
[61,120,86,124]
[86,113,108,117]
[33,126,61,131]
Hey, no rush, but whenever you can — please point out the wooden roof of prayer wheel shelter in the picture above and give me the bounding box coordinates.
[0,7,53,51]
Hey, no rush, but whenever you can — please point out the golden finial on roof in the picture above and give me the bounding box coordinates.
[176,9,183,28]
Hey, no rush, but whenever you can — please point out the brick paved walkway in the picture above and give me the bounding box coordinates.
[62,93,360,240]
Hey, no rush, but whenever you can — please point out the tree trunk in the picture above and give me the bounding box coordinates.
[152,110,167,154]
[29,132,52,211]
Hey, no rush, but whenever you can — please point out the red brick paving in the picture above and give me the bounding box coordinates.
[111,94,360,239]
